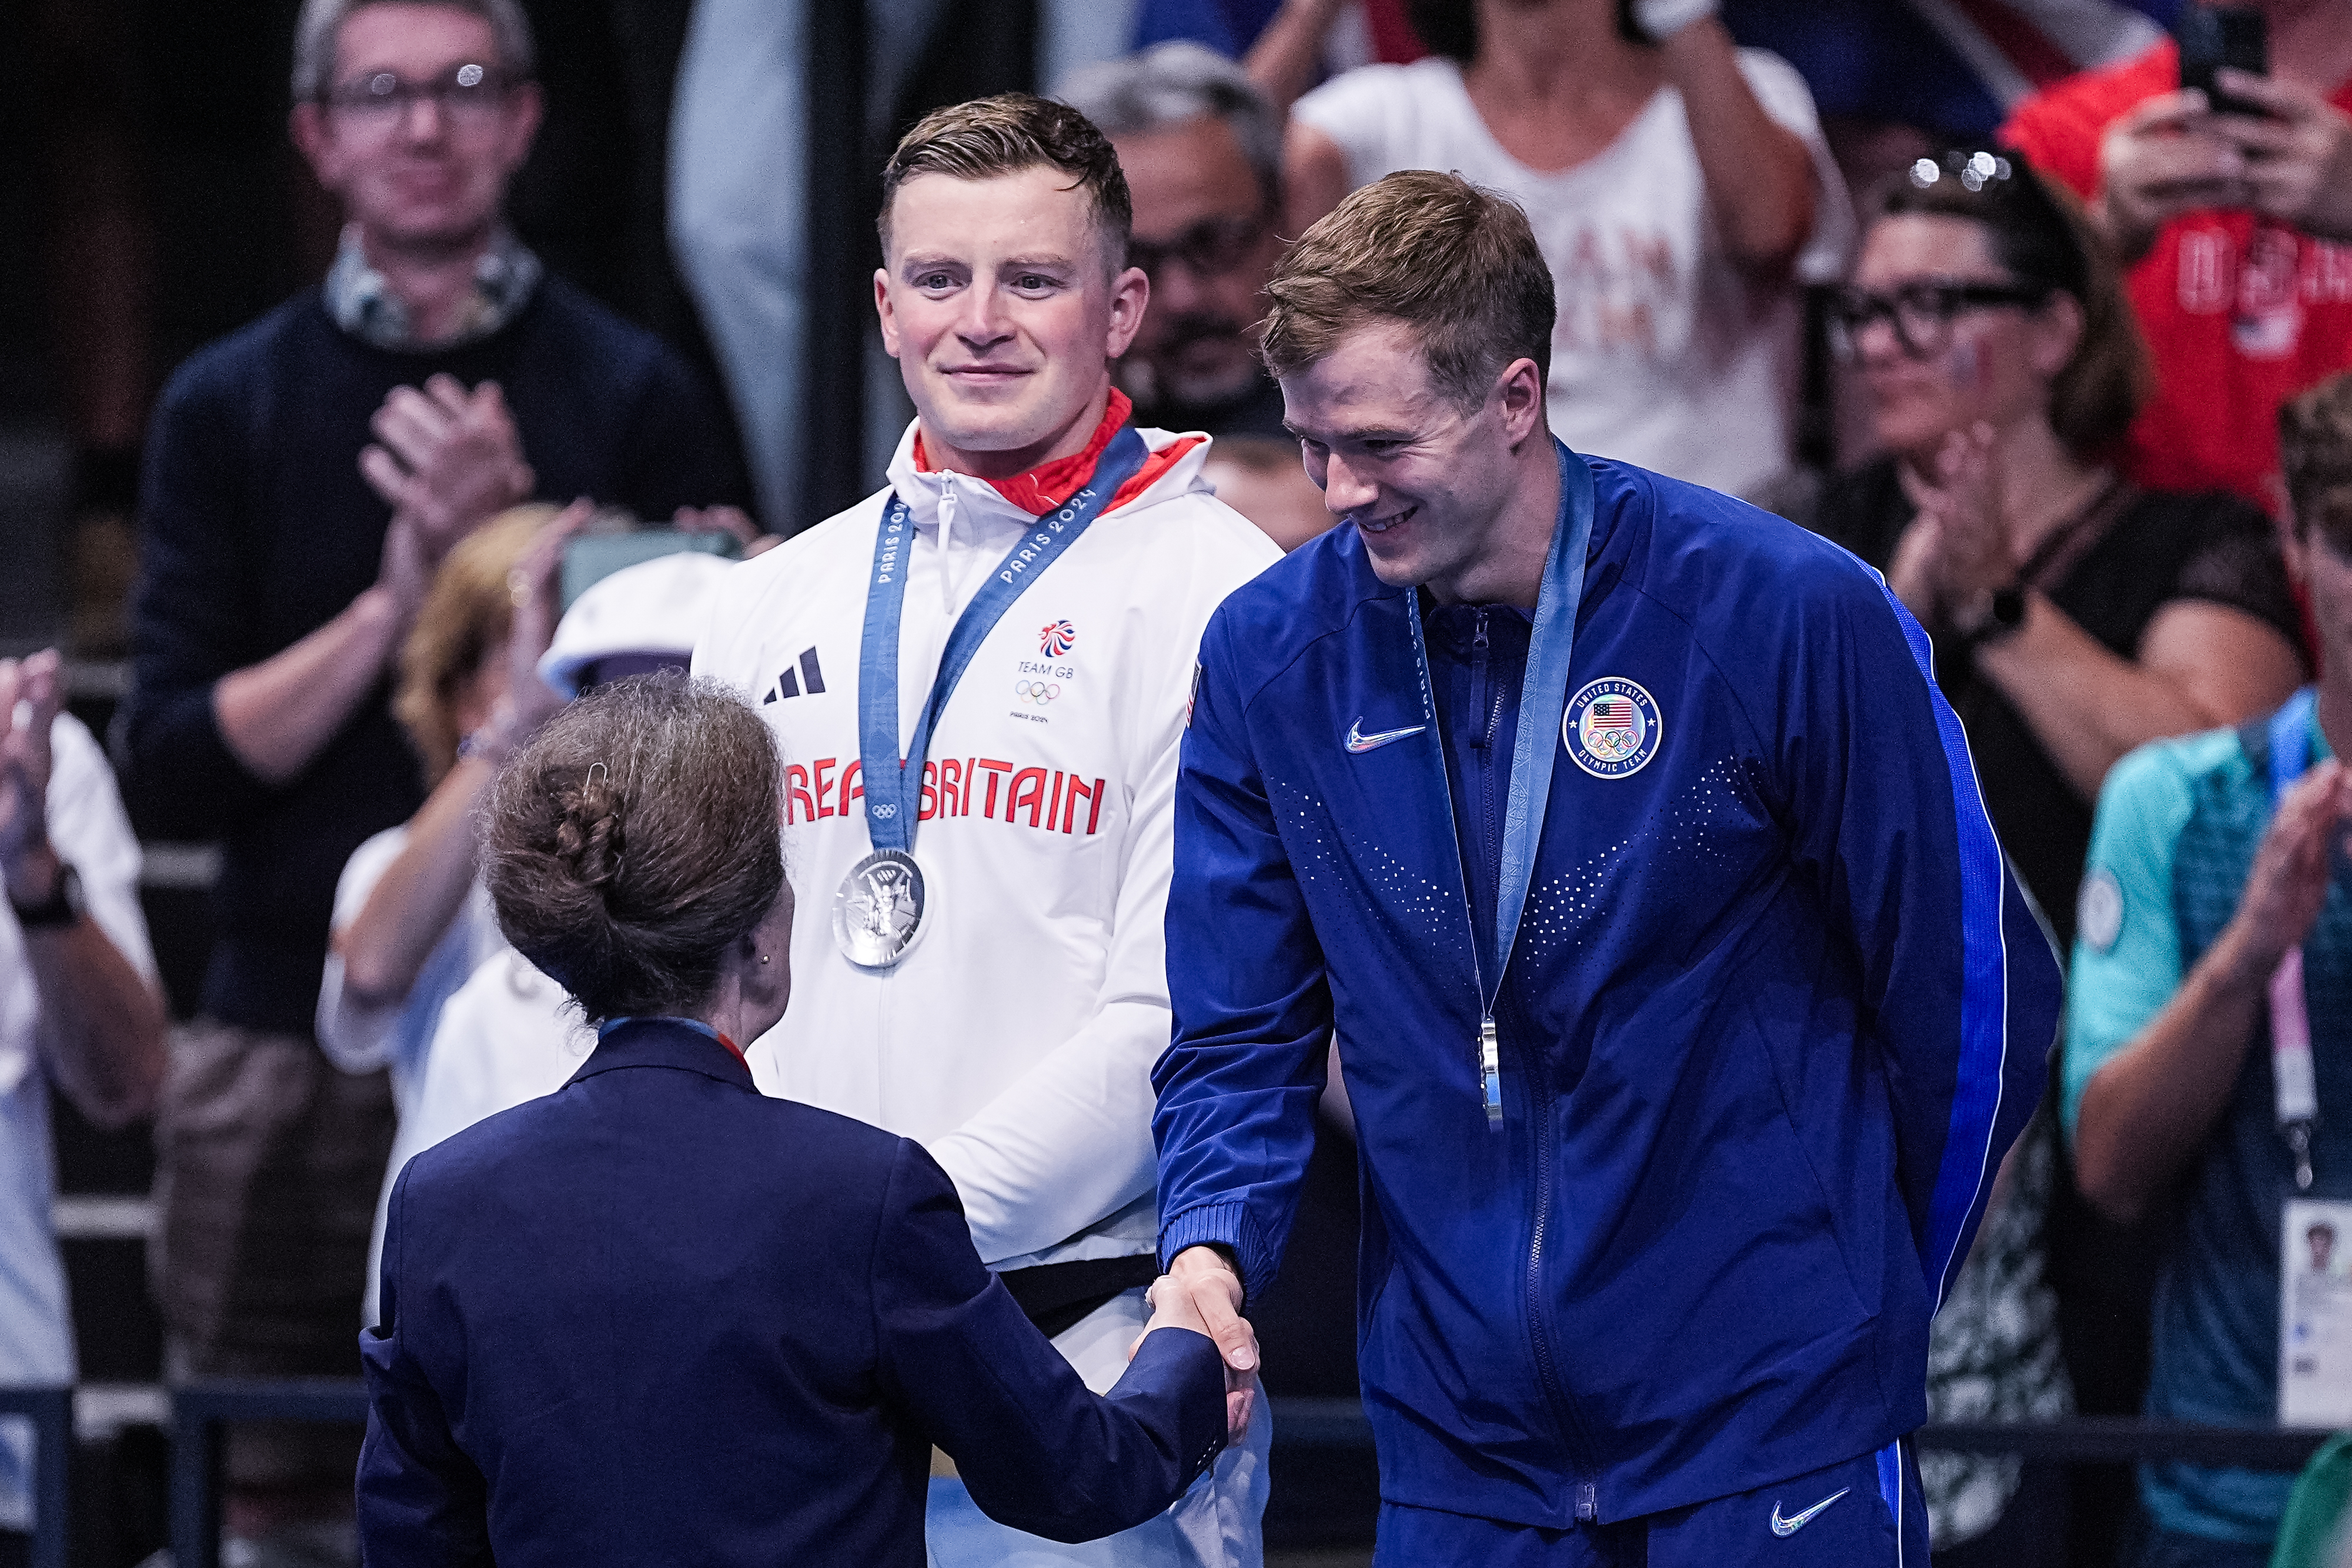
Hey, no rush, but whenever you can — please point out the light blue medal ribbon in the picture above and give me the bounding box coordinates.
[2269,687,2323,1189]
[836,424,1150,967]
[1405,441,1596,1127]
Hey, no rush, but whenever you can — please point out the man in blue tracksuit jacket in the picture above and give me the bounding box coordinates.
[1151,173,2063,1564]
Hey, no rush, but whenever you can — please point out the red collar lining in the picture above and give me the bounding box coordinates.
[911,389,1202,516]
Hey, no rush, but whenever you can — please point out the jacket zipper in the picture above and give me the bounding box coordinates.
[1524,1044,1598,1519]
[1448,607,1595,1520]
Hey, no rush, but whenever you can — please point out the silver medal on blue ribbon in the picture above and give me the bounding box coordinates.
[834,425,1151,968]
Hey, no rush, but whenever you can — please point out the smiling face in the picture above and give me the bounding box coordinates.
[1281,319,1544,603]
[291,3,540,256]
[875,165,1150,479]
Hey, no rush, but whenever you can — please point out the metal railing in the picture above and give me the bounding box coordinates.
[169,1380,370,1568]
[0,1380,2322,1567]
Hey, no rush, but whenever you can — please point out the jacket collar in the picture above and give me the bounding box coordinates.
[566,1017,757,1094]
[908,389,1134,515]
[883,396,1212,538]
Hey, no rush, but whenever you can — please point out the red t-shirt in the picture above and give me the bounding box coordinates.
[2003,41,2352,512]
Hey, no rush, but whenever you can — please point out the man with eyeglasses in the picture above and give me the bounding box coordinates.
[1058,44,1289,443]
[122,1,745,1556]
[1058,44,1334,553]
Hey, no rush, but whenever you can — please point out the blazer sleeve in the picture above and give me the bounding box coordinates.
[356,1164,493,1567]
[870,1139,1227,1543]
[1150,610,1333,1306]
[1782,564,2063,1309]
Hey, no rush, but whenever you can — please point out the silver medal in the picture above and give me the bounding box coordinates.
[833,849,927,968]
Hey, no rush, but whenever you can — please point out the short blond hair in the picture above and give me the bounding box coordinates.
[878,93,1132,266]
[1259,170,1554,410]
[395,506,553,783]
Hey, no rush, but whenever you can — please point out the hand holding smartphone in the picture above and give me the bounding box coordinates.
[2177,5,2270,118]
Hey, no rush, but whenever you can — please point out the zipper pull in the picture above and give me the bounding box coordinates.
[1472,609,1490,650]
[1577,1483,1597,1521]
[1480,1015,1503,1130]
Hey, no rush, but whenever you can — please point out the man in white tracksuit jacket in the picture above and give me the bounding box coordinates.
[694,93,1279,1566]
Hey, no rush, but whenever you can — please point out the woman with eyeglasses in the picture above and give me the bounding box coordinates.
[1816,149,2306,945]
[1811,149,2307,1568]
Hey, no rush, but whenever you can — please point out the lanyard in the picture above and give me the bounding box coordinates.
[1405,440,1596,1129]
[854,426,1148,854]
[2269,687,2323,1189]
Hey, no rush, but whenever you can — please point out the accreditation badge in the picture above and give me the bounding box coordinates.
[833,849,927,969]
[2279,1197,2352,1426]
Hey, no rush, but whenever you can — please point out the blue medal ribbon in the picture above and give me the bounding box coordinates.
[855,425,1150,853]
[1405,440,1596,1128]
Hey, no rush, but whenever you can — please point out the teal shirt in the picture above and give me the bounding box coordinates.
[2068,697,2351,1544]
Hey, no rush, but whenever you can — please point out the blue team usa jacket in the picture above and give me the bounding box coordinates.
[1155,449,2062,1528]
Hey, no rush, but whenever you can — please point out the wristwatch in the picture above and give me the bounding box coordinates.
[1952,585,2028,648]
[8,861,83,931]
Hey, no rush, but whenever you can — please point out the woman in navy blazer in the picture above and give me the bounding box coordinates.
[355,674,1237,1566]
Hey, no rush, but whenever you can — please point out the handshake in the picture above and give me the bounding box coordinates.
[1134,1246,1259,1442]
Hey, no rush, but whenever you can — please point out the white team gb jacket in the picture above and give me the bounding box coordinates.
[694,419,1282,1273]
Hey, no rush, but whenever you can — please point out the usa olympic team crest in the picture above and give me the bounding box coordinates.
[1563,678,1661,778]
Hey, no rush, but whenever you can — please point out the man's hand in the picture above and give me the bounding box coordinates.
[0,650,64,904]
[1138,1255,1259,1441]
[360,375,534,556]
[2209,69,2352,243]
[2097,89,2248,260]
[2216,759,2352,985]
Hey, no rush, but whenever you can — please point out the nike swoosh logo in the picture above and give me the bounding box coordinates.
[1769,1487,1850,1537]
[1344,718,1428,754]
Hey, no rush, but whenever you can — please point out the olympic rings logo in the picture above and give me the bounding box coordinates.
[1014,680,1061,704]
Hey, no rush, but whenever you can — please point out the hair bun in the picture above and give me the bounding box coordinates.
[553,769,626,890]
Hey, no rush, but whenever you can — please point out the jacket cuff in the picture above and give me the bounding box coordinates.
[1158,1201,1276,1309]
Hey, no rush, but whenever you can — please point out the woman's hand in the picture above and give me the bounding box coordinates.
[1919,424,2014,599]
[474,500,593,765]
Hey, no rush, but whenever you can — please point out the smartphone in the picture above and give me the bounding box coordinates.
[2177,5,2269,116]
[560,529,740,612]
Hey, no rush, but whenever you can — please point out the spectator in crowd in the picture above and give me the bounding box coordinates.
[2066,370,2352,1568]
[357,676,1244,1567]
[1281,0,1853,507]
[696,93,1280,1567]
[1814,159,2306,1566]
[1059,43,1289,443]
[1811,147,2306,948]
[1057,43,1332,551]
[0,650,167,1568]
[2003,0,2352,511]
[328,543,738,1325]
[118,0,747,1549]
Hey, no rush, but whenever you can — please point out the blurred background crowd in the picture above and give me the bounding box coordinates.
[5,0,2352,1564]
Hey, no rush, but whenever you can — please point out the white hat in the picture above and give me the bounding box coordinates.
[538,550,737,697]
